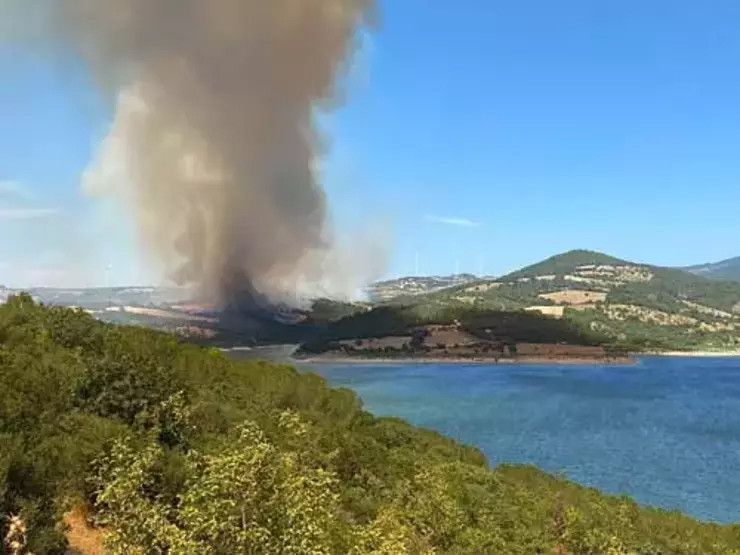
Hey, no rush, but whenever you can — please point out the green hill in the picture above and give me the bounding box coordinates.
[421,250,740,352]
[2,295,740,553]
[502,249,631,280]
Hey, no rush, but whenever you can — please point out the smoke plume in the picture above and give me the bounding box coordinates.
[4,0,380,306]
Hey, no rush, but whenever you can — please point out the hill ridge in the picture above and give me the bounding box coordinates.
[684,256,740,282]
[503,249,657,281]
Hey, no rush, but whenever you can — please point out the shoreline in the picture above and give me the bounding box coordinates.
[294,355,636,366]
[647,351,740,358]
[297,350,740,365]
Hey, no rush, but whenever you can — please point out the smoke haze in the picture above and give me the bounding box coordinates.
[3,0,382,306]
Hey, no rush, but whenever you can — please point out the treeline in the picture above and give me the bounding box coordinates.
[460,310,604,345]
[2,295,740,553]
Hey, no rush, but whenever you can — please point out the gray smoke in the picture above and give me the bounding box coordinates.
[3,0,381,306]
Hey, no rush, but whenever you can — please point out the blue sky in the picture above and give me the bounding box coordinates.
[2,0,740,287]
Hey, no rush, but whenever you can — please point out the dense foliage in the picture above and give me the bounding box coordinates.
[2,295,740,553]
[459,310,603,345]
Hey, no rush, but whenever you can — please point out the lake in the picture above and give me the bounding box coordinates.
[304,356,740,523]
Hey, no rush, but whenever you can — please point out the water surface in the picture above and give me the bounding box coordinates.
[306,356,740,523]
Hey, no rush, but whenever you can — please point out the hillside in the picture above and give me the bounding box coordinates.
[2,295,740,553]
[685,256,740,281]
[426,250,740,352]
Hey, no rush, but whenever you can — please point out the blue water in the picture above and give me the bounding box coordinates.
[306,356,740,523]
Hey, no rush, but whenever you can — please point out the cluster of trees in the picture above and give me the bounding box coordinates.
[459,310,604,346]
[2,294,740,553]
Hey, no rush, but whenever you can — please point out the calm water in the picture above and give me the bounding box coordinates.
[306,356,740,523]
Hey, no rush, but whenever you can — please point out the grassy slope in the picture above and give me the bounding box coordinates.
[1,295,739,552]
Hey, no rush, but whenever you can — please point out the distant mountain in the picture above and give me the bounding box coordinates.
[0,286,190,309]
[366,274,479,301]
[683,257,740,282]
